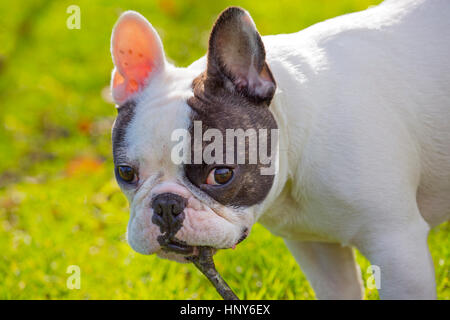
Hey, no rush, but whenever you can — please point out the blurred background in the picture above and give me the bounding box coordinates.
[0,0,448,299]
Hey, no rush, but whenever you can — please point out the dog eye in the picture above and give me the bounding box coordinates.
[117,165,136,183]
[206,167,234,185]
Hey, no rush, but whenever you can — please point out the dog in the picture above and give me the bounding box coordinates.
[109,0,450,299]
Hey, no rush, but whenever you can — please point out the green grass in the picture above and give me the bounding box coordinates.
[0,0,448,300]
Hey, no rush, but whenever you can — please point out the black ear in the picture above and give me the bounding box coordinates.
[207,7,276,105]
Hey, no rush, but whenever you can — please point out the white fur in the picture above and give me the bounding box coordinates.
[258,0,450,299]
[115,0,449,298]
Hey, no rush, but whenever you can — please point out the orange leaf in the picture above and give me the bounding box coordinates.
[66,156,104,177]
[77,119,93,134]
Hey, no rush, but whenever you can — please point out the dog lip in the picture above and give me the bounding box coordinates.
[161,238,194,255]
[231,227,249,248]
[235,233,247,245]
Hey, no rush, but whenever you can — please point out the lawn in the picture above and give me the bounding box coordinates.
[0,0,448,300]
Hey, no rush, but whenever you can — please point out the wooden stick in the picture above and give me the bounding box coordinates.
[187,246,239,300]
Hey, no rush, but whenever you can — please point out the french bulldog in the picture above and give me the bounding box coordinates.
[109,0,450,299]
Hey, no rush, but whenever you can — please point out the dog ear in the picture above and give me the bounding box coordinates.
[206,7,276,104]
[110,11,165,104]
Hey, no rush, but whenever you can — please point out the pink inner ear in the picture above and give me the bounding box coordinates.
[111,12,164,104]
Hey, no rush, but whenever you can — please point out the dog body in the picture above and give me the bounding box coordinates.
[257,0,450,299]
[110,0,450,299]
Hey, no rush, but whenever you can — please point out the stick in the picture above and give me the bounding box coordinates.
[187,246,239,300]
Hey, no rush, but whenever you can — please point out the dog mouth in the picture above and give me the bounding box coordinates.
[157,227,249,256]
[158,236,195,255]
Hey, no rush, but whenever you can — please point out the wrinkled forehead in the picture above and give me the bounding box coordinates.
[112,67,196,175]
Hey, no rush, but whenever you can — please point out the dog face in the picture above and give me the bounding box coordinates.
[110,7,278,262]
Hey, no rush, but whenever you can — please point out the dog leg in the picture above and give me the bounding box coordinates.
[284,240,364,299]
[355,218,436,299]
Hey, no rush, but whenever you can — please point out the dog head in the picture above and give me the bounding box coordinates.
[110,7,278,262]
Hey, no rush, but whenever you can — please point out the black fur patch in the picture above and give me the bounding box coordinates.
[183,7,278,208]
[184,73,277,207]
[112,101,136,165]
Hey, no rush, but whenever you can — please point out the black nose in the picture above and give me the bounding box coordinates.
[151,193,187,234]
